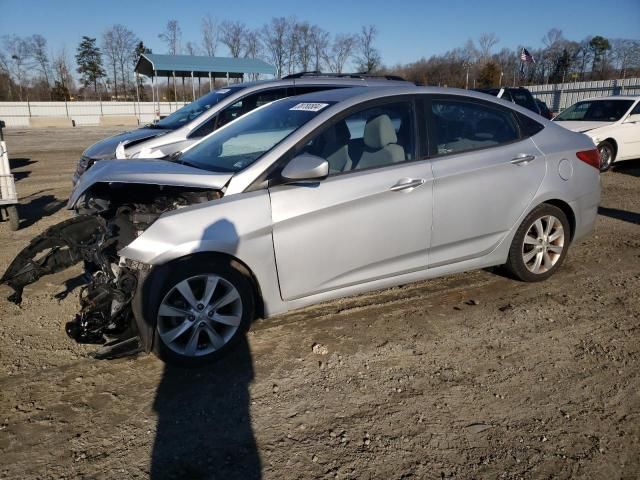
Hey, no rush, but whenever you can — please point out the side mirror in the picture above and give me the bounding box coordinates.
[624,113,640,124]
[281,153,328,182]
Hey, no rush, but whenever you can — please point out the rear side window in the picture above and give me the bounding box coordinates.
[430,98,519,155]
[517,113,544,137]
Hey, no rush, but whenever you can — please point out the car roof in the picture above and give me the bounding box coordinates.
[221,75,412,92]
[289,85,533,104]
[573,95,640,102]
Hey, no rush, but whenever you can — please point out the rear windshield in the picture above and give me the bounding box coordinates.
[155,86,244,129]
[555,99,634,122]
[179,99,336,173]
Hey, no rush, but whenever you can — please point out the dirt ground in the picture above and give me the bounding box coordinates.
[0,127,638,480]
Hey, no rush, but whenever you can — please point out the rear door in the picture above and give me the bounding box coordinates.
[426,95,546,267]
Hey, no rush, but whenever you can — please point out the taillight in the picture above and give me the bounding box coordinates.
[576,149,600,169]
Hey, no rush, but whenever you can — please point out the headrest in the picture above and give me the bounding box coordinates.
[363,114,397,149]
[334,120,351,145]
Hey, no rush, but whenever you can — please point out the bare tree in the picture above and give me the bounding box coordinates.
[478,33,499,60]
[201,14,219,56]
[310,25,330,72]
[29,35,51,95]
[611,38,640,78]
[185,41,198,56]
[356,25,381,73]
[284,19,300,74]
[52,47,74,99]
[243,30,262,80]
[220,21,247,58]
[261,17,288,77]
[159,20,182,55]
[243,30,262,59]
[103,25,138,99]
[326,34,357,74]
[296,22,313,72]
[102,29,119,97]
[1,35,31,100]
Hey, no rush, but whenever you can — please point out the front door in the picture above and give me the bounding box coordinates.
[269,99,433,301]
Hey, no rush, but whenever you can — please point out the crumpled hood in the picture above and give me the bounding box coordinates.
[67,159,233,208]
[82,128,168,160]
[553,120,613,133]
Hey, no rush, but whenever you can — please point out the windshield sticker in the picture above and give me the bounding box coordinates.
[290,102,329,112]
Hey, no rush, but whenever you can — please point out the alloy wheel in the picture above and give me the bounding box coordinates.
[157,274,243,357]
[598,144,613,170]
[521,215,565,274]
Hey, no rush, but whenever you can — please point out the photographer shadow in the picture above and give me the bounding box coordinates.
[150,217,261,479]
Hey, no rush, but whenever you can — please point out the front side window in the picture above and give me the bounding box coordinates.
[155,87,242,130]
[299,101,415,174]
[555,99,634,122]
[178,98,335,173]
[431,99,519,155]
[630,101,640,115]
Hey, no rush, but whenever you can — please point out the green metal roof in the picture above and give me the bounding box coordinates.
[135,53,276,78]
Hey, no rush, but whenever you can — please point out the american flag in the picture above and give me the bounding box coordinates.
[520,48,535,63]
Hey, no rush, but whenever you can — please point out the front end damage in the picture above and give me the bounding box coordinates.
[2,179,224,359]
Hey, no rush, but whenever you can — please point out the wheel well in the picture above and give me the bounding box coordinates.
[543,199,576,241]
[600,138,618,158]
[172,251,265,319]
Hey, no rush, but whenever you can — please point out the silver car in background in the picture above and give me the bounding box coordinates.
[4,86,601,366]
[73,73,412,183]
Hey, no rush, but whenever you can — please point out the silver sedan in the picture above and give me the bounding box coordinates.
[85,86,601,365]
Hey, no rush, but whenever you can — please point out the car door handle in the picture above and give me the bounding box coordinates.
[511,154,536,165]
[389,178,426,192]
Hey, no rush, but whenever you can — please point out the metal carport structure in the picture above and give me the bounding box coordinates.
[134,53,276,113]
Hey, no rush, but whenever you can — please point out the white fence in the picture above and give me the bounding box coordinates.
[1,77,639,127]
[0,101,188,127]
[526,77,640,112]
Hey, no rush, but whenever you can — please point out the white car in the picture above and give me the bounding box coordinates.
[553,96,640,171]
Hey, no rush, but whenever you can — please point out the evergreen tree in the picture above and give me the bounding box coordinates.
[75,36,105,97]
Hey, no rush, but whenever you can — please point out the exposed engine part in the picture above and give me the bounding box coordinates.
[1,183,223,357]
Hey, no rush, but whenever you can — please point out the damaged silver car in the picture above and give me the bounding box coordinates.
[2,87,601,366]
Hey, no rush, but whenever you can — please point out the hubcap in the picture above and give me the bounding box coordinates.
[599,145,612,169]
[157,274,243,357]
[522,215,565,274]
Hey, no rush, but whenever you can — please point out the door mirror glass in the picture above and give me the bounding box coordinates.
[281,154,329,182]
[624,113,640,123]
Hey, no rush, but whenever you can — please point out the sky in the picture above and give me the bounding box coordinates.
[1,0,639,67]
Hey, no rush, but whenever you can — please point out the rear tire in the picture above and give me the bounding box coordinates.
[505,204,570,282]
[597,141,615,172]
[151,256,256,367]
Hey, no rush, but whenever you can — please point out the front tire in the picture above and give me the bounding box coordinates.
[597,141,615,172]
[151,256,256,367]
[505,204,570,282]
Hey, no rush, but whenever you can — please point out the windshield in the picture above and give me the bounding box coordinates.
[155,87,243,129]
[555,99,634,122]
[179,99,336,173]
